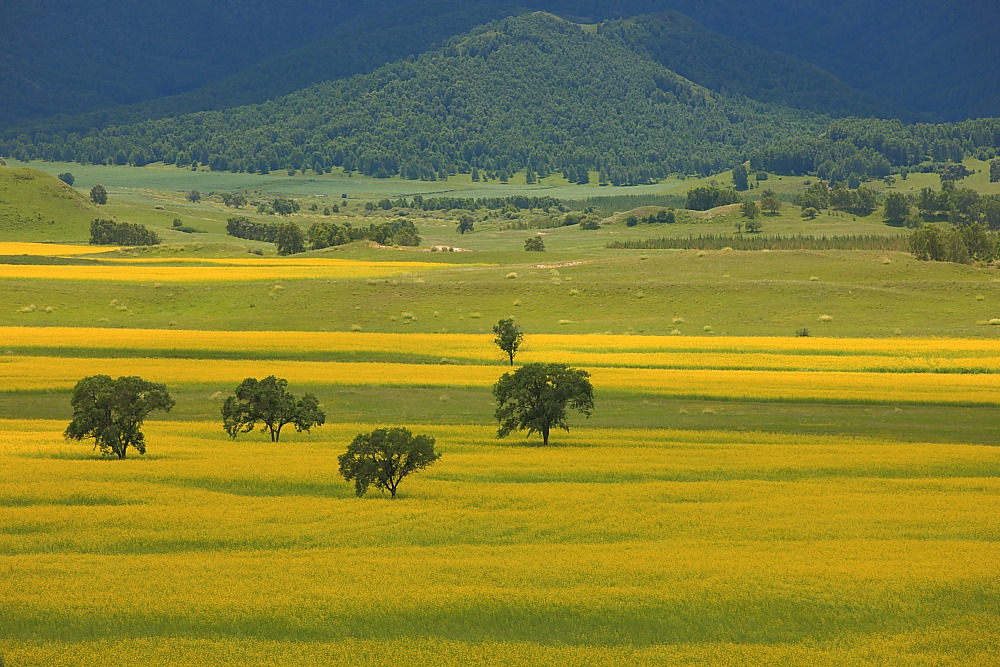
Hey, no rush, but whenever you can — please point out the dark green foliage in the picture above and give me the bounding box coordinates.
[760,189,781,214]
[457,215,475,235]
[686,186,740,210]
[732,164,749,191]
[89,218,160,246]
[524,236,545,251]
[638,209,676,224]
[493,363,594,446]
[883,192,911,226]
[89,184,107,205]
[338,427,439,499]
[64,375,174,459]
[741,200,758,219]
[221,376,325,443]
[493,318,524,366]
[608,234,910,251]
[275,221,305,256]
[186,190,201,202]
[272,198,300,216]
[226,216,278,243]
[2,13,825,184]
[751,117,1000,179]
[937,163,972,182]
[597,11,901,119]
[307,218,420,250]
[56,172,74,185]
[910,223,997,264]
[796,328,811,337]
[990,159,1000,184]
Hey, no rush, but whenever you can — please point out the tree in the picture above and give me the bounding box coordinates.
[222,376,325,442]
[991,159,1000,184]
[883,192,910,226]
[760,189,781,215]
[732,164,749,191]
[57,172,75,185]
[186,190,201,203]
[457,214,475,234]
[524,235,545,251]
[90,184,107,205]
[338,427,439,499]
[740,200,758,219]
[745,219,762,233]
[493,363,594,446]
[64,375,174,459]
[275,221,305,255]
[493,318,524,366]
[272,197,300,215]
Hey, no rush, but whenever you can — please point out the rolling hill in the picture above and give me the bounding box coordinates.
[0,167,103,242]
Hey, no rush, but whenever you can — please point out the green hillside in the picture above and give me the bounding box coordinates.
[598,12,904,120]
[0,168,101,241]
[2,13,826,185]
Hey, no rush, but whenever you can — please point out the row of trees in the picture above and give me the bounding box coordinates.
[89,218,160,246]
[64,320,594,495]
[909,222,998,264]
[226,216,421,252]
[884,183,1000,229]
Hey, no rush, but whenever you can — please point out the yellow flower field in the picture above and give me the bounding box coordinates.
[0,242,122,255]
[0,257,452,281]
[1,420,997,665]
[4,327,1000,372]
[4,353,1000,404]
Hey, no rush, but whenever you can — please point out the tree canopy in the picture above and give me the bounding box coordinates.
[493,363,594,446]
[64,375,174,459]
[338,427,440,499]
[221,376,325,442]
[493,318,524,366]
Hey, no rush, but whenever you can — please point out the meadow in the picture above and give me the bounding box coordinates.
[1,168,999,665]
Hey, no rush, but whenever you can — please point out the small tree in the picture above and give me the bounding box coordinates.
[338,427,439,498]
[732,164,749,191]
[493,317,524,366]
[741,200,758,220]
[186,190,201,203]
[275,221,305,255]
[493,363,594,446]
[524,235,545,251]
[991,159,1000,184]
[222,376,325,442]
[64,375,174,459]
[57,172,75,185]
[760,190,781,215]
[457,214,475,234]
[90,184,107,205]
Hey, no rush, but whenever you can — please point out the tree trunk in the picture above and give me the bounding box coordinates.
[542,426,549,446]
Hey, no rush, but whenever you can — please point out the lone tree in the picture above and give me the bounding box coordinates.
[457,214,475,234]
[221,376,325,442]
[90,184,107,205]
[493,317,524,366]
[338,427,439,498]
[524,235,545,251]
[493,363,594,446]
[64,375,174,459]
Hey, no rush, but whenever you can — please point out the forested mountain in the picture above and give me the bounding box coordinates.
[597,12,905,120]
[2,0,995,126]
[2,13,828,185]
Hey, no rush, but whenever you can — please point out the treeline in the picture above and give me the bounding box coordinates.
[0,13,824,185]
[751,117,1000,181]
[795,182,879,216]
[372,195,563,212]
[226,216,420,248]
[910,223,999,263]
[89,218,160,246]
[569,193,686,217]
[608,234,910,251]
[883,182,1000,229]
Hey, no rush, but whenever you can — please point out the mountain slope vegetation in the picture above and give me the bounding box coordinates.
[3,13,827,185]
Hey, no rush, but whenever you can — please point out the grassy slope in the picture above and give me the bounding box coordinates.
[0,167,103,241]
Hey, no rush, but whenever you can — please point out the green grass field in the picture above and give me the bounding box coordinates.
[1,163,999,665]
